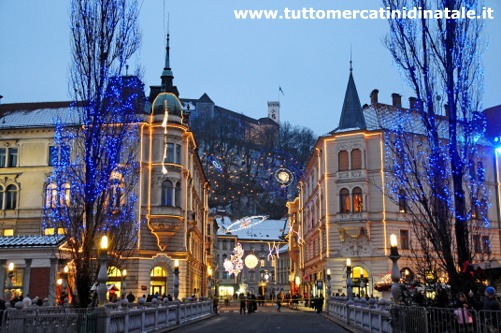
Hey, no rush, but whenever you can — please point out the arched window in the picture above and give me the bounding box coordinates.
[338,151,349,171]
[45,183,71,208]
[353,187,363,212]
[161,180,174,206]
[351,149,362,169]
[340,188,350,213]
[0,185,3,209]
[174,182,181,207]
[150,266,168,296]
[5,185,17,210]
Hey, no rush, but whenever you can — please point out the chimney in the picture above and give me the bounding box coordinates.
[370,89,379,105]
[409,97,417,110]
[392,93,402,108]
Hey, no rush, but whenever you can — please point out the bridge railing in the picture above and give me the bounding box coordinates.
[0,300,213,333]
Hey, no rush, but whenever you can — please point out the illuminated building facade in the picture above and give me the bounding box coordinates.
[287,67,501,299]
[0,36,211,303]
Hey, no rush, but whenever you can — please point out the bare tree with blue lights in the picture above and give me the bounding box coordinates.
[381,0,491,296]
[43,0,142,307]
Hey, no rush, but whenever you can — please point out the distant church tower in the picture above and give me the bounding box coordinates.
[267,101,280,124]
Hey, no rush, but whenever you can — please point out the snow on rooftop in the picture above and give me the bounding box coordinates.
[217,216,288,241]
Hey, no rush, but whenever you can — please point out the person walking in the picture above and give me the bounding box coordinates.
[316,293,324,313]
[239,293,247,315]
[276,291,282,312]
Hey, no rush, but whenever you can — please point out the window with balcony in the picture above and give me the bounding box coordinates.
[338,150,349,171]
[351,149,362,169]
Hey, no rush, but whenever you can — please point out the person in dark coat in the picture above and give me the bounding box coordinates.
[316,293,324,313]
[239,293,246,315]
[480,287,501,330]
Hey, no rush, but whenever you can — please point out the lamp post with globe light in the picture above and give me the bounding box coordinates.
[326,269,332,298]
[97,235,109,306]
[389,234,401,304]
[346,258,353,301]
[207,267,213,298]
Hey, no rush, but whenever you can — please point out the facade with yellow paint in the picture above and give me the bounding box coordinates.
[0,37,211,303]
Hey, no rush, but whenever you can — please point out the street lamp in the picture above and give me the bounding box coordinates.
[97,235,109,306]
[326,269,331,298]
[208,267,213,298]
[6,262,14,307]
[62,265,69,295]
[389,234,401,304]
[359,268,365,298]
[346,258,353,301]
[173,259,179,301]
[122,269,127,298]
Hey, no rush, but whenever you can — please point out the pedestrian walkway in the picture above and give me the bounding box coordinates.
[217,300,317,314]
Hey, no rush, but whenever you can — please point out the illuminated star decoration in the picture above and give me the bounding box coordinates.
[208,155,224,173]
[267,241,280,260]
[257,149,303,200]
[161,99,169,174]
[223,242,244,277]
[223,215,269,233]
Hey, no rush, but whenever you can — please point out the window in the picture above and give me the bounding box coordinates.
[175,182,181,207]
[5,185,17,209]
[340,188,350,213]
[473,235,481,253]
[49,145,70,166]
[482,236,491,254]
[2,228,14,237]
[165,143,182,164]
[338,151,349,171]
[161,180,174,206]
[352,187,363,212]
[109,172,124,212]
[398,189,407,213]
[0,147,18,168]
[45,183,71,208]
[477,162,485,182]
[400,230,409,250]
[351,149,362,169]
[0,186,3,209]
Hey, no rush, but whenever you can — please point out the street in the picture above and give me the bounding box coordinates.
[170,304,351,333]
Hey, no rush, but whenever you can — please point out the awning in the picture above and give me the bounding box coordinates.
[472,261,501,270]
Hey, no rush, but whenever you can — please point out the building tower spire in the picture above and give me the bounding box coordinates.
[335,54,366,131]
[160,31,179,96]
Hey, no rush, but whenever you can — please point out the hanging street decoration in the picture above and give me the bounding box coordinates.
[208,155,224,173]
[223,215,269,233]
[223,242,244,277]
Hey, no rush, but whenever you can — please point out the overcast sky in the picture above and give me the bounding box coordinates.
[1,0,500,136]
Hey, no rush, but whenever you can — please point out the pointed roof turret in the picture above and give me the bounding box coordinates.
[161,34,179,96]
[336,60,366,131]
